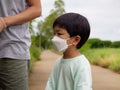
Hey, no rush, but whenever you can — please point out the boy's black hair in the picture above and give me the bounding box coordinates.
[53,12,90,49]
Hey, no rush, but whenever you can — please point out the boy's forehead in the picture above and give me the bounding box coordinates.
[54,26,63,32]
[54,27,67,34]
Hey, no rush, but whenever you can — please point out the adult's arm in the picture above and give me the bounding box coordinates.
[3,0,42,27]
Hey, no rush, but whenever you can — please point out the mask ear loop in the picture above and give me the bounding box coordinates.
[66,36,75,46]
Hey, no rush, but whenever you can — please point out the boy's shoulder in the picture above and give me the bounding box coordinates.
[54,56,62,64]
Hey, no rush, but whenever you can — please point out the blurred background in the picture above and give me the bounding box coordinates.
[30,0,120,73]
[29,0,120,90]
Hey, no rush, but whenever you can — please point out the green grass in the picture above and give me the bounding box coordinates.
[109,59,120,73]
[80,48,120,73]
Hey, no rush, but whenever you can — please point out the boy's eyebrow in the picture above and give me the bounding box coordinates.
[55,29,60,32]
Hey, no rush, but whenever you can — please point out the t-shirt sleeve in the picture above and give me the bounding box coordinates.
[74,60,92,90]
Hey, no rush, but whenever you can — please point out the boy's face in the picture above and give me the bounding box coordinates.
[53,26,80,47]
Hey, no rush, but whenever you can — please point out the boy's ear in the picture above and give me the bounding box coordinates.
[73,35,81,46]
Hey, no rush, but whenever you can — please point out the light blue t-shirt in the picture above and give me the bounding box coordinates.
[45,55,92,90]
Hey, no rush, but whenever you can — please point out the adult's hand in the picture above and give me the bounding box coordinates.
[0,23,4,32]
[0,19,5,32]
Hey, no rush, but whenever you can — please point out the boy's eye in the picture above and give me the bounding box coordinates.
[57,33,63,35]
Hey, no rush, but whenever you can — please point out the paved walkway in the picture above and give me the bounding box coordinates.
[29,50,120,90]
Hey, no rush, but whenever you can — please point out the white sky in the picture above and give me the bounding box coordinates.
[38,0,120,41]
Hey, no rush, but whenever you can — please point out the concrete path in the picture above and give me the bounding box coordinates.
[29,50,120,90]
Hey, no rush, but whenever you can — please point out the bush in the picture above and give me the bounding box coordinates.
[111,41,120,48]
[29,36,41,71]
[30,45,41,71]
[102,40,112,47]
[109,59,120,73]
[88,38,112,48]
[88,38,102,48]
[82,48,120,73]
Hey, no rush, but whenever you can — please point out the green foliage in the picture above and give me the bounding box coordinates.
[111,41,120,48]
[109,59,120,73]
[102,40,112,47]
[31,35,41,58]
[86,38,120,48]
[29,20,41,71]
[30,36,41,71]
[88,38,102,48]
[79,41,91,52]
[38,0,65,49]
[88,38,112,48]
[82,48,120,73]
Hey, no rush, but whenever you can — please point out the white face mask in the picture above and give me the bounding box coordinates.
[51,36,71,52]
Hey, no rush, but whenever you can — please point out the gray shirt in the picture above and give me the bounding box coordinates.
[0,0,31,59]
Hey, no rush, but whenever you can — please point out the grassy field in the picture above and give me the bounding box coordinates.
[81,48,120,73]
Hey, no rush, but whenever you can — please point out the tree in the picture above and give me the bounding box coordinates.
[38,0,65,49]
[111,41,120,48]
[87,38,112,48]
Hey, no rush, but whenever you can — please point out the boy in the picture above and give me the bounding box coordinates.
[45,13,92,90]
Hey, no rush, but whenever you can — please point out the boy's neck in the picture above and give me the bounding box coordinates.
[63,48,80,59]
